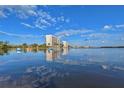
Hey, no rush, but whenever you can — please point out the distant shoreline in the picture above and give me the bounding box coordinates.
[73,46,124,49]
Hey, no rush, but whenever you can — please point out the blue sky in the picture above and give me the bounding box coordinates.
[0,5,124,46]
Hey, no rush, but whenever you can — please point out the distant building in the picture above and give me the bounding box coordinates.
[62,41,68,48]
[45,35,69,48]
[46,35,60,47]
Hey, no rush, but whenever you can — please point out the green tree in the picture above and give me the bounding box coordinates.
[22,43,28,48]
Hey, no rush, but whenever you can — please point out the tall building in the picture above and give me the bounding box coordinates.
[46,35,60,47]
[45,35,68,48]
[62,41,69,48]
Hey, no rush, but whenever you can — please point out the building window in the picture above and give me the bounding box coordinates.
[48,43,50,45]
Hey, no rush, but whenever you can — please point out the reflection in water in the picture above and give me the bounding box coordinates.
[16,49,22,54]
[0,49,9,56]
[46,48,69,61]
[0,65,69,88]
[101,65,109,70]
[46,49,59,61]
[15,48,45,54]
[101,64,124,71]
[0,48,124,87]
[62,48,69,55]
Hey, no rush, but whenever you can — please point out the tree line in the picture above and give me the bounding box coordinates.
[0,41,48,50]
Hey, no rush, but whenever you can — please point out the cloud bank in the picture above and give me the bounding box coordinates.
[0,5,70,30]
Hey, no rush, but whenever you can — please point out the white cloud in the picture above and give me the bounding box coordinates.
[103,25,112,30]
[80,33,110,43]
[0,6,70,30]
[55,29,92,38]
[37,10,56,22]
[0,30,43,38]
[115,24,124,28]
[103,24,124,31]
[34,16,52,30]
[36,17,51,26]
[0,11,7,18]
[57,16,65,22]
[102,24,124,32]
[121,37,124,40]
[34,11,57,30]
[57,16,70,23]
[86,33,109,38]
[0,5,37,19]
[85,39,108,44]
[55,25,63,30]
[21,22,34,28]
[13,6,37,19]
[65,19,70,23]
[35,24,47,30]
[55,27,60,30]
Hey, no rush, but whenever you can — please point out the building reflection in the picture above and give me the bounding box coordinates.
[46,48,69,61]
[46,49,60,61]
[62,48,69,55]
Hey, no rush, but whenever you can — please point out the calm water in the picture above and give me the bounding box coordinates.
[0,48,124,88]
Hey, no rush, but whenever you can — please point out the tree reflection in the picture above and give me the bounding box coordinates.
[0,48,9,56]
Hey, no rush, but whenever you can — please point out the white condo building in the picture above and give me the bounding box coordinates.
[46,35,60,47]
[45,35,69,48]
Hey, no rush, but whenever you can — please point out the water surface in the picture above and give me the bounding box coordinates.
[0,48,124,88]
